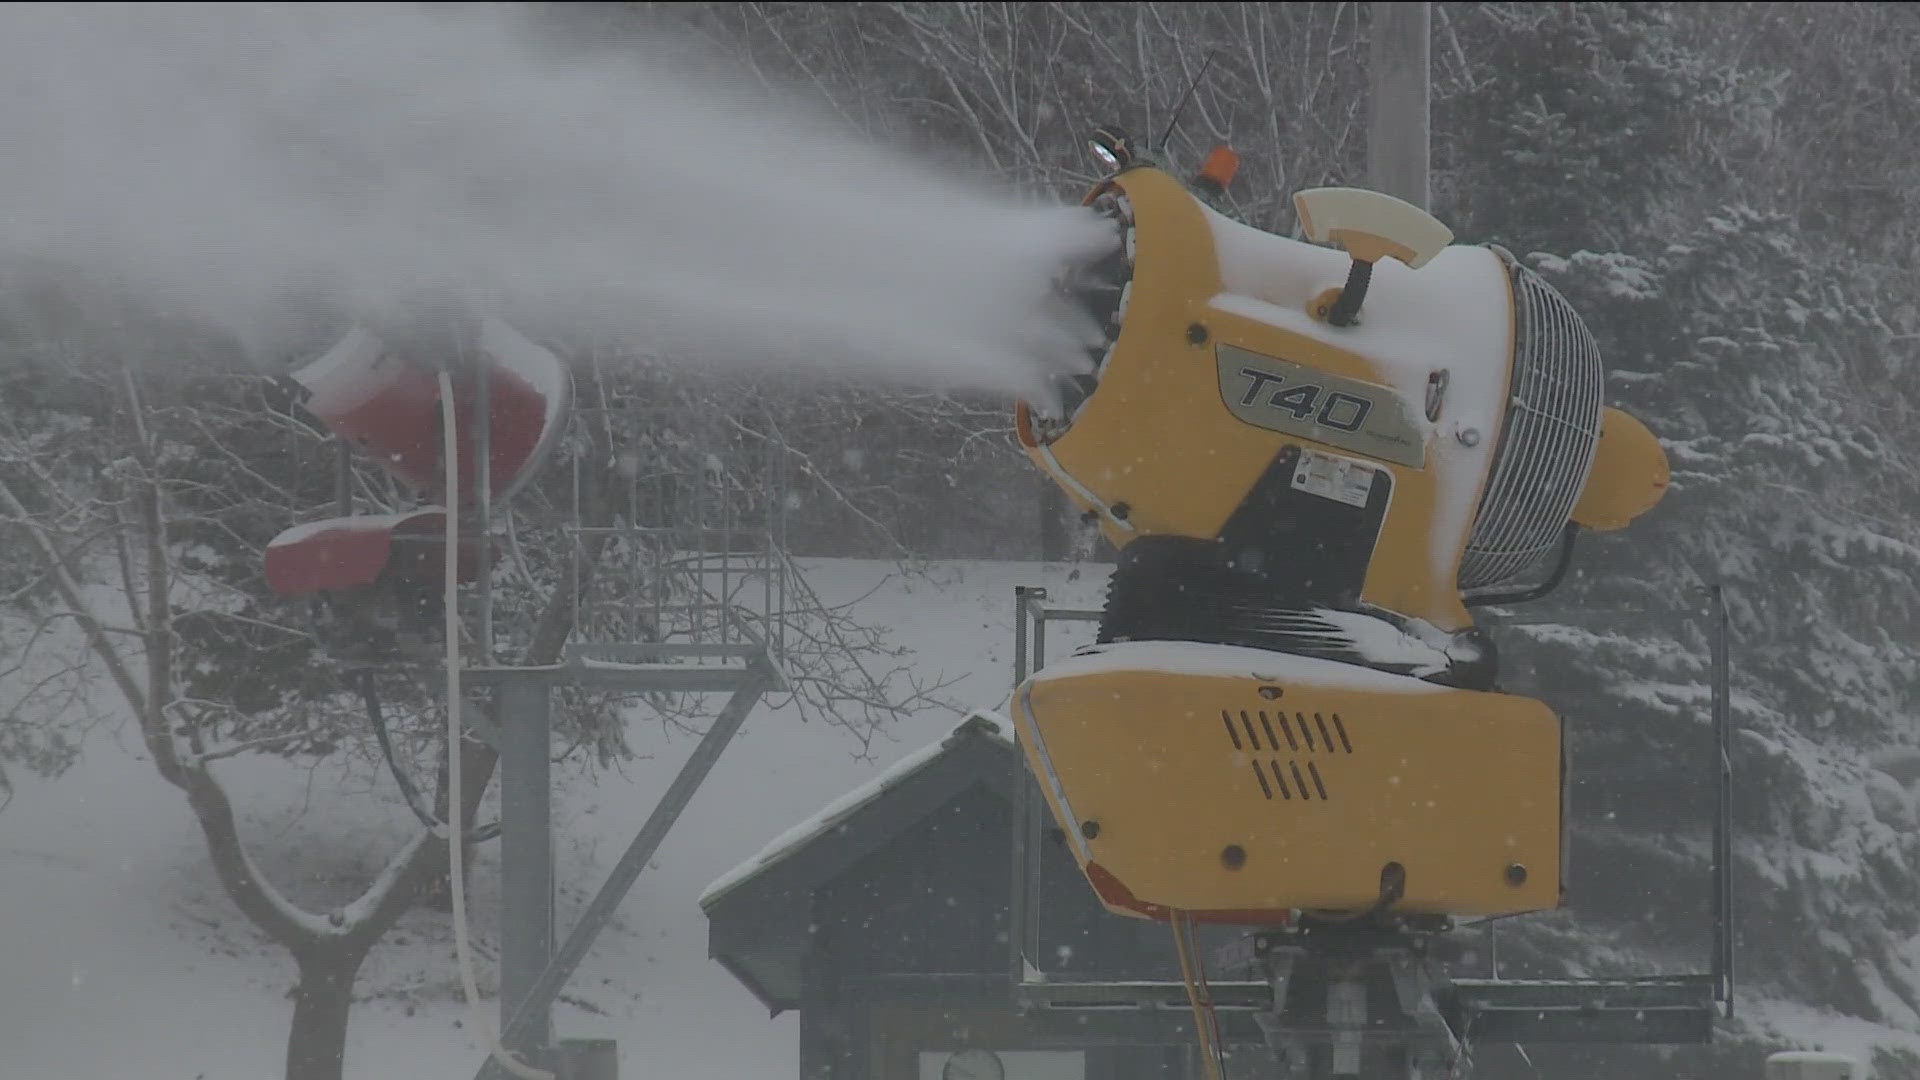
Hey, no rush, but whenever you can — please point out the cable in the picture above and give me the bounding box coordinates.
[355,669,500,842]
[441,370,555,1080]
[1171,911,1227,1080]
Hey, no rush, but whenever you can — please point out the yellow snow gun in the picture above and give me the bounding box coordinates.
[1012,143,1668,927]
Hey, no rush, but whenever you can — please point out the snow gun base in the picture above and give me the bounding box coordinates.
[1011,640,1563,924]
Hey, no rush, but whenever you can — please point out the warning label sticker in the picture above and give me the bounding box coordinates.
[1290,448,1377,509]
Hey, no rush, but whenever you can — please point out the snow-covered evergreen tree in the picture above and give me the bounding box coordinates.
[1438,5,1920,1075]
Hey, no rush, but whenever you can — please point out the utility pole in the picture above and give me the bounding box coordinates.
[1367,2,1432,211]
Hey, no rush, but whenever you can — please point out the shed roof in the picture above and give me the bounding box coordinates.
[700,711,1017,1014]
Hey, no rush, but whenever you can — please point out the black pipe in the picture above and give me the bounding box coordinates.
[1326,260,1374,327]
[356,668,499,842]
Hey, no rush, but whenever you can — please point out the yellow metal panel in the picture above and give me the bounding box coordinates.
[1036,168,1257,543]
[1023,168,1508,631]
[1572,407,1670,531]
[1015,651,1562,920]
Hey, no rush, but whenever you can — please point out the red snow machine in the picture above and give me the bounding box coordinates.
[263,316,573,660]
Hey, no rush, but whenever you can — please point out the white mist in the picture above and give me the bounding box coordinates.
[0,3,1110,399]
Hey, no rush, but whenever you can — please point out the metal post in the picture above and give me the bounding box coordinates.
[1008,587,1036,989]
[475,334,494,664]
[1367,2,1431,210]
[1009,589,1064,988]
[1487,920,1499,980]
[333,438,352,517]
[1033,610,1048,673]
[1021,772,1045,978]
[498,679,554,1060]
[1013,587,1038,688]
[1009,592,1028,985]
[1709,584,1734,1015]
[714,466,725,641]
[756,428,771,657]
[1007,744,1032,990]
[482,672,770,1079]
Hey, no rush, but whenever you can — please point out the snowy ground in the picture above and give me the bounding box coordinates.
[0,559,1109,1080]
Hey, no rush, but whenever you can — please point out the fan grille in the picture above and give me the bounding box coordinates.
[1459,258,1605,590]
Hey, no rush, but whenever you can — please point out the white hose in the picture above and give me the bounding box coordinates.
[441,372,555,1080]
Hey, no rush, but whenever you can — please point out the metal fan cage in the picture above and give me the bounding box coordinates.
[1458,256,1605,590]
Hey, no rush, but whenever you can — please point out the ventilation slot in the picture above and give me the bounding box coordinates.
[1235,710,1348,803]
[1268,759,1293,800]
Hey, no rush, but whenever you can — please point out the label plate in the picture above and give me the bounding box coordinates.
[1290,447,1379,508]
[1217,344,1426,467]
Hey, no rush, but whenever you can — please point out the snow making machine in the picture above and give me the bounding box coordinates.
[1010,137,1686,1077]
[262,315,573,663]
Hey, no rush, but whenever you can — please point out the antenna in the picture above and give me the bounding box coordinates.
[1156,51,1220,153]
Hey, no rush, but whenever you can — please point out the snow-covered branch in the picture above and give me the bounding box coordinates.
[0,475,154,762]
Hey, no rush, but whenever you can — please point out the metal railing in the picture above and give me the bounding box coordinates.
[563,405,792,671]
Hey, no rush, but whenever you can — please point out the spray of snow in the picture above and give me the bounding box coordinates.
[0,4,1111,400]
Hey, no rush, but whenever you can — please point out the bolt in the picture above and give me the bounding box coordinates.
[1258,686,1283,700]
[1187,323,1210,345]
[1221,844,1247,870]
[1080,819,1102,841]
[1505,863,1528,886]
[1109,502,1131,520]
[1380,861,1407,899]
[1457,427,1482,447]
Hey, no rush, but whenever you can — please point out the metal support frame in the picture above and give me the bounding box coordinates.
[1008,587,1105,997]
[468,652,779,1079]
[1004,584,1737,1067]
[446,386,790,1077]
[1007,586,1039,990]
[1444,975,1718,1044]
[1240,932,1463,1078]
[497,678,555,1055]
[566,404,792,668]
[473,334,494,665]
[1708,582,1736,1016]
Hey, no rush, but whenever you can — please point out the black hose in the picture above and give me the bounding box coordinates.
[1326,259,1374,327]
[356,669,500,843]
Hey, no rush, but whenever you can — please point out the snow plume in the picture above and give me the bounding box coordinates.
[0,4,1112,400]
